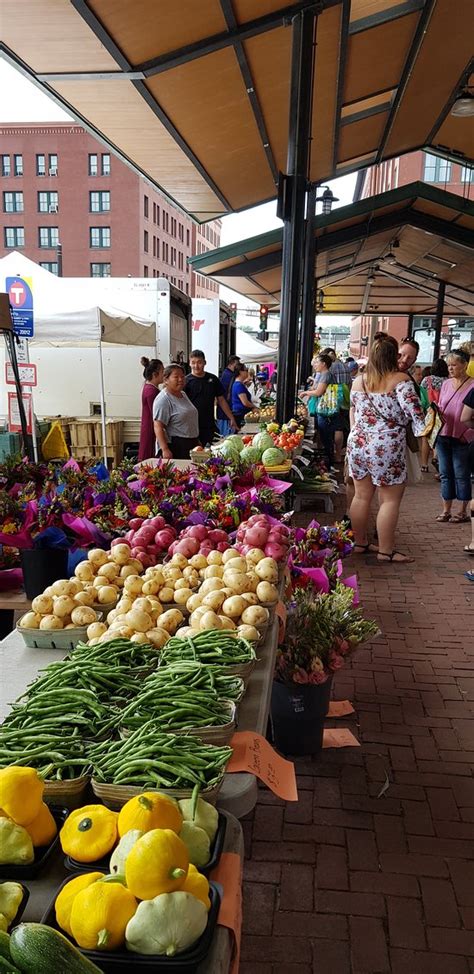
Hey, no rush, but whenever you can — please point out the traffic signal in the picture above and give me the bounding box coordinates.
[259,305,268,332]
[229,302,237,324]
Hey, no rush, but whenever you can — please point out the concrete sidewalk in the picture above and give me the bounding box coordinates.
[240,476,473,973]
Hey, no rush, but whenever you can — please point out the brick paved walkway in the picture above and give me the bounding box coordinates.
[240,476,473,974]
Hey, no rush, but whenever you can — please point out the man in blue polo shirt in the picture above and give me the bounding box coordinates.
[216,354,241,436]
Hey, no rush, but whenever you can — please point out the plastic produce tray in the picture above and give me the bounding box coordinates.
[41,880,221,973]
[65,812,227,878]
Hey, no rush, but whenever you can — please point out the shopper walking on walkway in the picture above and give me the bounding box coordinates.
[436,349,474,524]
[216,355,241,436]
[347,333,425,563]
[419,357,449,472]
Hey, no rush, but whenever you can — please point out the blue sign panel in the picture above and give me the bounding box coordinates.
[6,276,34,338]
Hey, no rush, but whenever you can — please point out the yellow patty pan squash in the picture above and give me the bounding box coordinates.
[55,872,105,936]
[118,792,182,838]
[0,767,43,826]
[0,818,34,865]
[25,802,57,847]
[125,829,189,900]
[60,805,118,862]
[70,880,137,950]
[180,865,211,911]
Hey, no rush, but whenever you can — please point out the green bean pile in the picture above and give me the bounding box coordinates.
[0,724,90,779]
[162,630,256,666]
[117,662,235,733]
[90,723,232,789]
[73,636,160,669]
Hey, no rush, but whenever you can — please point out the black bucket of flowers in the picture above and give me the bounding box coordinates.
[271,585,378,756]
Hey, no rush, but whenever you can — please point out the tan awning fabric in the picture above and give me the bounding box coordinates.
[188,181,474,315]
[1,0,473,219]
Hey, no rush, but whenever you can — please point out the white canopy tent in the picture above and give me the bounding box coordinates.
[236,329,278,364]
[0,253,157,462]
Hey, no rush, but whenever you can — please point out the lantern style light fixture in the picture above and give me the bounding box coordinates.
[316,187,339,215]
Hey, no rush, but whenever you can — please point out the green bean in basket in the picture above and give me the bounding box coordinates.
[89,724,232,789]
[161,630,256,666]
[0,724,90,779]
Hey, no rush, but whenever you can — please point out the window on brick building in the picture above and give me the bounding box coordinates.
[461,165,474,183]
[3,191,23,213]
[40,262,59,274]
[1,155,11,177]
[423,153,451,182]
[39,226,59,248]
[186,228,190,246]
[4,227,24,247]
[144,266,149,277]
[171,247,176,266]
[144,230,149,253]
[178,223,183,241]
[89,154,98,176]
[48,154,58,175]
[14,155,23,176]
[144,195,149,218]
[171,217,176,237]
[36,154,46,176]
[90,227,111,247]
[163,211,169,232]
[38,191,59,212]
[90,263,111,277]
[101,153,111,176]
[90,191,110,212]
[156,205,160,226]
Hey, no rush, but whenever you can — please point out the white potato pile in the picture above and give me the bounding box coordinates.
[94,547,280,647]
[19,543,138,632]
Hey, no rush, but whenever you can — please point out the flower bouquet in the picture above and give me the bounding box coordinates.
[275,584,378,686]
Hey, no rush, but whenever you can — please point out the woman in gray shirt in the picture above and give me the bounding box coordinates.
[153,364,200,459]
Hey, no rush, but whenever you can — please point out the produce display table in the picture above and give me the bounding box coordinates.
[16,810,243,974]
[0,614,281,818]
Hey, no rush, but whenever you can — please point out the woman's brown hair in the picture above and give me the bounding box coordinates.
[364,332,399,391]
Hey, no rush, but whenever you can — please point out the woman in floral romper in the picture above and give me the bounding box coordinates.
[347,333,425,563]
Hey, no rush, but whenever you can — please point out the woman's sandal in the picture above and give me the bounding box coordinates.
[420,465,429,473]
[463,545,474,555]
[464,570,474,582]
[449,514,470,523]
[353,543,378,554]
[436,513,451,522]
[377,551,414,564]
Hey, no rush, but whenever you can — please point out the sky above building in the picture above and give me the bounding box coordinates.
[0,54,355,325]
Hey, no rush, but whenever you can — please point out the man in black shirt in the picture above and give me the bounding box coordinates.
[185,350,238,446]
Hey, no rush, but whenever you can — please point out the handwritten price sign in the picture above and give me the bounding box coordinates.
[227,731,298,801]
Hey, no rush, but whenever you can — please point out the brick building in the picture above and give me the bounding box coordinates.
[0,123,221,298]
[350,151,474,357]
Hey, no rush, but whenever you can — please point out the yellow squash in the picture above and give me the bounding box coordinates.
[181,865,211,911]
[25,802,57,846]
[118,792,182,838]
[70,880,137,950]
[60,805,118,862]
[55,872,105,936]
[0,767,43,826]
[125,829,189,900]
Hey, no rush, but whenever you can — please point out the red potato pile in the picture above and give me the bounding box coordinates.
[121,515,177,568]
[168,524,232,559]
[235,514,291,562]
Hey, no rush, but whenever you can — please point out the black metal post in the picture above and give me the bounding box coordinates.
[433,280,446,360]
[276,8,316,425]
[298,182,317,388]
[406,313,414,339]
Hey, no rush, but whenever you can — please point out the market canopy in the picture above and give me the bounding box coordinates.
[1,0,473,220]
[188,181,474,316]
[236,329,278,363]
[0,252,157,346]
